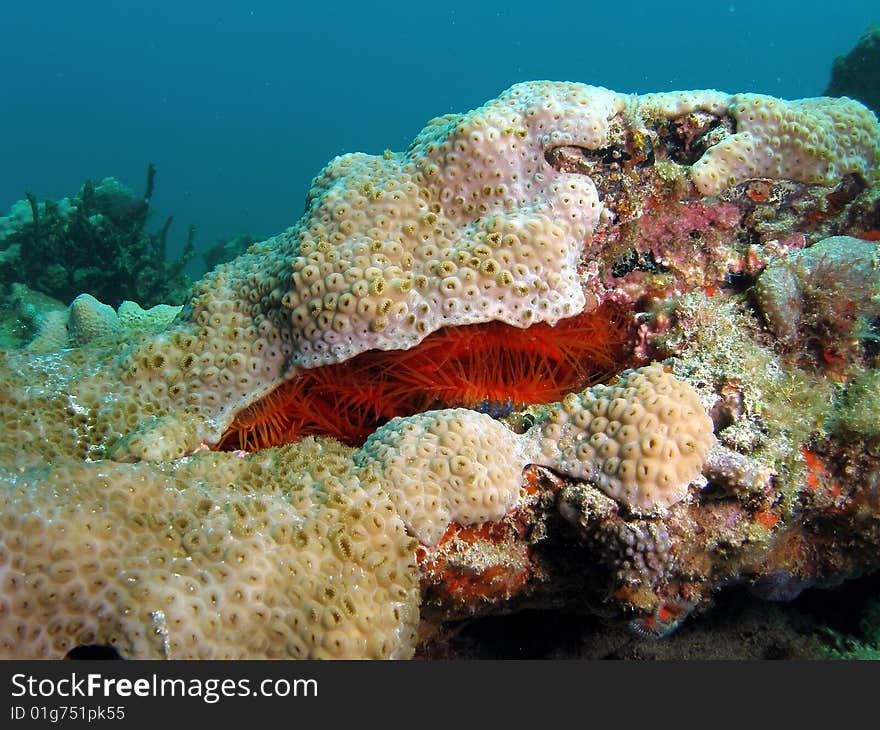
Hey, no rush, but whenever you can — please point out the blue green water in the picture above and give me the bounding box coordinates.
[0,1,876,262]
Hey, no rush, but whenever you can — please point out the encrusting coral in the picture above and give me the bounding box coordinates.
[529,365,717,514]
[0,439,420,659]
[642,91,879,196]
[18,81,874,467]
[2,80,880,659]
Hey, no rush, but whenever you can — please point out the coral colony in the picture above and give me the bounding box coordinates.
[0,81,879,658]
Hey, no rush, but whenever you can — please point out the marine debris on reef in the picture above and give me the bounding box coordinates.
[1,81,880,659]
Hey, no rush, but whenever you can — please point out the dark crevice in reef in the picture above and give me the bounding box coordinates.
[418,571,880,659]
[544,144,634,173]
[610,248,667,278]
[656,113,736,166]
[544,137,658,177]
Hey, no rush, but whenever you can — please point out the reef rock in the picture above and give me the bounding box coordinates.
[825,24,880,116]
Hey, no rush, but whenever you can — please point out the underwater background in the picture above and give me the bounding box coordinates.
[1,0,876,267]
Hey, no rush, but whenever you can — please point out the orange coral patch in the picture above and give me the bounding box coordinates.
[801,446,827,490]
[419,522,532,607]
[755,510,779,529]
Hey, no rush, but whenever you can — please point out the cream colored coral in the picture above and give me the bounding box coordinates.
[3,82,868,661]
[639,90,730,119]
[117,300,182,331]
[682,94,879,196]
[282,82,623,369]
[67,293,120,346]
[528,364,717,513]
[25,309,69,353]
[355,409,529,547]
[352,365,718,546]
[80,82,633,459]
[24,294,180,354]
[0,440,419,659]
[30,82,870,464]
[0,342,718,659]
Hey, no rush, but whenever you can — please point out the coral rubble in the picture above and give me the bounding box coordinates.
[1,81,880,659]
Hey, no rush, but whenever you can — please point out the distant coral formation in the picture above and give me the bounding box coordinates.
[199,233,261,272]
[22,291,181,353]
[826,25,880,116]
[0,165,195,309]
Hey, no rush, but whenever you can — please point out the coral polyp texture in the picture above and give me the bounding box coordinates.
[37,81,876,464]
[3,80,880,659]
[0,440,419,659]
[530,365,717,513]
[643,91,880,196]
[355,409,531,547]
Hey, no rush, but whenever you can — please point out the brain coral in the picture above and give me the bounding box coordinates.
[67,293,120,346]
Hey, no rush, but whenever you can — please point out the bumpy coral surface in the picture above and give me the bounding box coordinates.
[56,81,875,466]
[2,81,880,659]
[0,440,419,659]
[646,92,879,196]
[355,409,530,547]
[529,365,717,513]
[0,352,710,657]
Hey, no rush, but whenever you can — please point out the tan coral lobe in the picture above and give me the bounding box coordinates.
[528,365,717,513]
[643,90,880,195]
[355,409,530,547]
[0,440,420,659]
